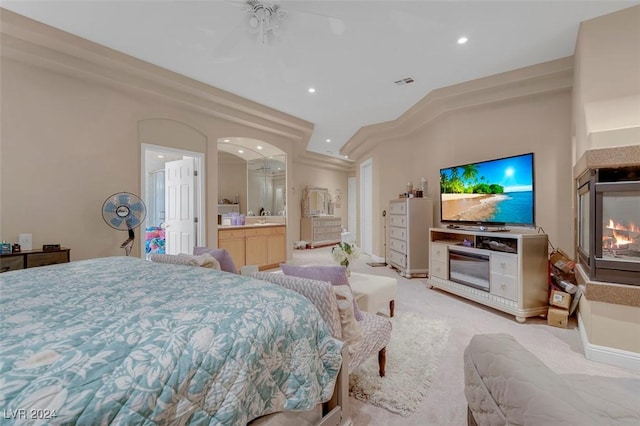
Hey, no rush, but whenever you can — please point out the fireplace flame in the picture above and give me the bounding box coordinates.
[612,229,633,246]
[604,218,638,250]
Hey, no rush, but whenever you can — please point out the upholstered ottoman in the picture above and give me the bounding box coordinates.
[349,272,398,317]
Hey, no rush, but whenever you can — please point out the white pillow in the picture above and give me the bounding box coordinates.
[333,284,363,352]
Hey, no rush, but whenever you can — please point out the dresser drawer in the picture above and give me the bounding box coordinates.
[389,215,407,228]
[1,256,24,272]
[26,251,69,268]
[431,243,448,263]
[389,201,407,215]
[389,226,407,241]
[388,249,407,268]
[389,238,407,255]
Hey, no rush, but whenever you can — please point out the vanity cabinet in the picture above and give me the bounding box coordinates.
[218,225,286,271]
[300,217,342,248]
[218,229,246,270]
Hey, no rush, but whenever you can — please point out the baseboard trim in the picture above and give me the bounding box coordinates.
[578,313,640,373]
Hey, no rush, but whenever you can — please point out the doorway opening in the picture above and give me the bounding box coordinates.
[141,144,205,258]
[360,158,373,255]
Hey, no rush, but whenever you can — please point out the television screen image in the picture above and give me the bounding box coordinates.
[440,153,535,226]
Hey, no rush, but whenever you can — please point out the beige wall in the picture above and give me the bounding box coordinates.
[291,161,349,243]
[572,5,640,357]
[218,151,247,213]
[0,58,299,259]
[355,85,574,259]
[574,5,640,158]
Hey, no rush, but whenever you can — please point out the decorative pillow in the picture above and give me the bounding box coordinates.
[193,247,238,274]
[333,285,363,351]
[149,253,220,270]
[280,264,363,321]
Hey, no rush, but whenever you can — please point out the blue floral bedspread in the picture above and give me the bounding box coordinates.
[0,257,342,425]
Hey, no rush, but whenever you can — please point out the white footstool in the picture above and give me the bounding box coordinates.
[349,272,398,317]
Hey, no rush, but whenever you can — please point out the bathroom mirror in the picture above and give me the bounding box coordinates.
[247,155,286,216]
[302,187,330,217]
[218,138,286,218]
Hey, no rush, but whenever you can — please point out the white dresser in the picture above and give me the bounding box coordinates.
[387,197,433,278]
[301,216,342,248]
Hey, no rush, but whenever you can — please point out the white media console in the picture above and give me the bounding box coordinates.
[427,227,549,323]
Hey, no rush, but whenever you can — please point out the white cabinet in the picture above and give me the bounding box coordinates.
[427,228,548,323]
[300,216,342,248]
[387,197,433,278]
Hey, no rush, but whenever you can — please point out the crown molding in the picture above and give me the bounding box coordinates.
[293,151,355,173]
[0,8,314,143]
[341,57,574,161]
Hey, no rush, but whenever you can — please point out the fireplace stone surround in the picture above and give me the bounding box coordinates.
[573,145,640,371]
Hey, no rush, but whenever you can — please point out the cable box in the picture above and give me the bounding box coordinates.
[42,244,61,251]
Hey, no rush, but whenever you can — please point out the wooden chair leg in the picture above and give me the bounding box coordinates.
[378,347,386,377]
[389,300,395,317]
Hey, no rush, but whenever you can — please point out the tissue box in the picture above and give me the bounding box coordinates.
[1,242,11,254]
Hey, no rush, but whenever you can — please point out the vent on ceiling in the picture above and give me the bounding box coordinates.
[394,77,415,86]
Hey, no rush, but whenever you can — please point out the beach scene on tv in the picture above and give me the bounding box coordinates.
[440,154,534,225]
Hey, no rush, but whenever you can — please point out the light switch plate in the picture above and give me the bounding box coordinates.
[18,233,32,251]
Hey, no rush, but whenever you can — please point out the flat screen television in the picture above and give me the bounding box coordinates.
[439,152,535,228]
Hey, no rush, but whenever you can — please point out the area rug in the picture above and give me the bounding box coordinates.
[348,313,450,417]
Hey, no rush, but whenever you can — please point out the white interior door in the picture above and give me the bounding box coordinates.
[360,159,373,255]
[165,158,195,254]
[348,176,356,234]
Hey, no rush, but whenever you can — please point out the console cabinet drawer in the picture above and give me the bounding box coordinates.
[1,248,70,273]
[431,243,448,263]
[389,201,407,215]
[490,253,518,277]
[27,251,69,268]
[1,256,24,272]
[490,273,518,301]
[430,259,448,279]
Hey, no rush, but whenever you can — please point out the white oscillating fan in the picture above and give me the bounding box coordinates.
[102,192,147,256]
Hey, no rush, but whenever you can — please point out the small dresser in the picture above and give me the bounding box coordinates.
[300,216,342,248]
[0,248,70,273]
[387,197,433,278]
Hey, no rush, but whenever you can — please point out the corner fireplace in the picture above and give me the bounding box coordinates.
[577,166,640,286]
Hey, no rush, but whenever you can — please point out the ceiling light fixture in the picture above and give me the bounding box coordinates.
[326,139,331,143]
[308,87,316,93]
[257,145,263,150]
[223,139,230,142]
[238,149,244,154]
[457,36,469,44]
[344,155,348,159]
[245,0,287,45]
[157,155,164,159]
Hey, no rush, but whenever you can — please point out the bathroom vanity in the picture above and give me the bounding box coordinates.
[218,223,286,271]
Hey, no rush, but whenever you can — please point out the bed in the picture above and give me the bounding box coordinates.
[0,257,343,424]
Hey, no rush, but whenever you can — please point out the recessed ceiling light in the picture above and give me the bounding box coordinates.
[308,87,316,93]
[344,155,348,159]
[457,36,468,45]
[238,149,244,154]
[223,139,230,142]
[257,145,263,150]
[157,155,164,159]
[277,167,281,171]
[326,139,331,143]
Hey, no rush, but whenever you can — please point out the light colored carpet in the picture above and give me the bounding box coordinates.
[349,313,450,417]
[276,246,640,425]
